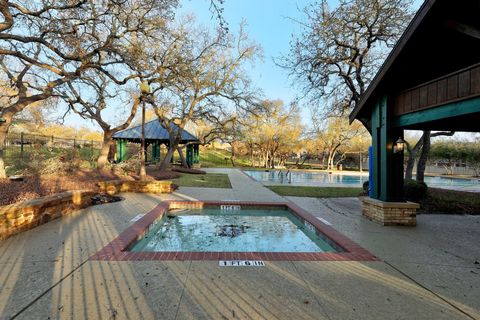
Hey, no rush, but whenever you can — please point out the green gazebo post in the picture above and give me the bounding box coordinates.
[152,141,161,162]
[116,139,127,163]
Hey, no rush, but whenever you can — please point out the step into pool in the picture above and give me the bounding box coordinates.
[91,201,378,261]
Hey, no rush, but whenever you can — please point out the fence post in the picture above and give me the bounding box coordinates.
[73,138,76,149]
[51,135,54,146]
[20,132,24,158]
[91,140,94,167]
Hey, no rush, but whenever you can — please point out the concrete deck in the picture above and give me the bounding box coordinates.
[0,168,479,319]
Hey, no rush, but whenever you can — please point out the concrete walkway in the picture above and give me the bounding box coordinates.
[173,168,285,202]
[0,169,479,319]
[286,196,480,320]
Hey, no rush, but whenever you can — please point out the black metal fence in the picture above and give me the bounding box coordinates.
[4,132,102,163]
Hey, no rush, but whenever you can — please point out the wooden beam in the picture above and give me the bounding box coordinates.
[391,96,480,128]
[446,20,480,40]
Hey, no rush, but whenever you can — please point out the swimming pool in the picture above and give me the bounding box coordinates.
[244,170,368,186]
[243,170,480,190]
[92,201,377,261]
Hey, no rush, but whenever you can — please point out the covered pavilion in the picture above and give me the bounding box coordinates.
[112,120,200,166]
[350,0,480,225]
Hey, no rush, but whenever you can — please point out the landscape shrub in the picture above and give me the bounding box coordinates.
[404,179,428,202]
[114,152,141,174]
[362,181,369,195]
[13,148,91,175]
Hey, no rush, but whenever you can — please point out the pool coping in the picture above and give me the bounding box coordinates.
[90,201,379,262]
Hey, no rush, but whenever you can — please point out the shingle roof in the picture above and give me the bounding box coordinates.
[112,120,200,144]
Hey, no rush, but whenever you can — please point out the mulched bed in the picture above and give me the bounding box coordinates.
[147,168,182,180]
[0,168,180,207]
[172,167,206,175]
[418,187,480,215]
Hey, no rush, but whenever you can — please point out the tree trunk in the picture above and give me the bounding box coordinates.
[405,135,424,180]
[412,130,454,182]
[139,101,147,180]
[159,133,182,171]
[0,130,7,179]
[250,145,254,167]
[327,150,335,170]
[0,118,12,179]
[97,130,113,170]
[416,131,431,183]
[229,142,236,167]
[159,146,175,170]
[177,146,189,168]
[404,154,416,180]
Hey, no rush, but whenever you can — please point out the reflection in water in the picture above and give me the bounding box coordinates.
[131,209,338,253]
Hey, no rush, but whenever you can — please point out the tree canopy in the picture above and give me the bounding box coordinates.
[282,0,413,117]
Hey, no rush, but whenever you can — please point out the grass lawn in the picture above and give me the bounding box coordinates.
[173,173,232,188]
[267,186,362,198]
[198,147,251,168]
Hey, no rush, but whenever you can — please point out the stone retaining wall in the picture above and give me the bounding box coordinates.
[0,191,95,240]
[1,180,176,240]
[97,180,175,195]
[360,197,419,226]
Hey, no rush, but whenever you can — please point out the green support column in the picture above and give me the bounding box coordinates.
[152,141,160,162]
[193,144,200,164]
[370,96,404,202]
[186,144,194,166]
[116,139,127,163]
[371,101,381,199]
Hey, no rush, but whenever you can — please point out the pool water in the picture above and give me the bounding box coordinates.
[243,170,480,188]
[130,208,339,253]
[244,170,368,186]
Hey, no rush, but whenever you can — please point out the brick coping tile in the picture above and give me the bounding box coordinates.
[91,201,378,262]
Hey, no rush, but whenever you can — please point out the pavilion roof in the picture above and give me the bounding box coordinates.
[112,120,200,144]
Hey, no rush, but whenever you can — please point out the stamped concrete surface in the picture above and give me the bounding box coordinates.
[0,168,478,319]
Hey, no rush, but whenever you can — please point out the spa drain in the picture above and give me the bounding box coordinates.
[216,225,250,237]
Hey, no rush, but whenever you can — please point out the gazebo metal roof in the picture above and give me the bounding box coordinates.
[112,120,200,144]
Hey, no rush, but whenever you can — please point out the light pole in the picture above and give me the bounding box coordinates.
[139,80,150,180]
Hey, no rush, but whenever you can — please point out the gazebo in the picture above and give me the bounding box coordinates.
[350,0,480,225]
[112,120,200,166]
